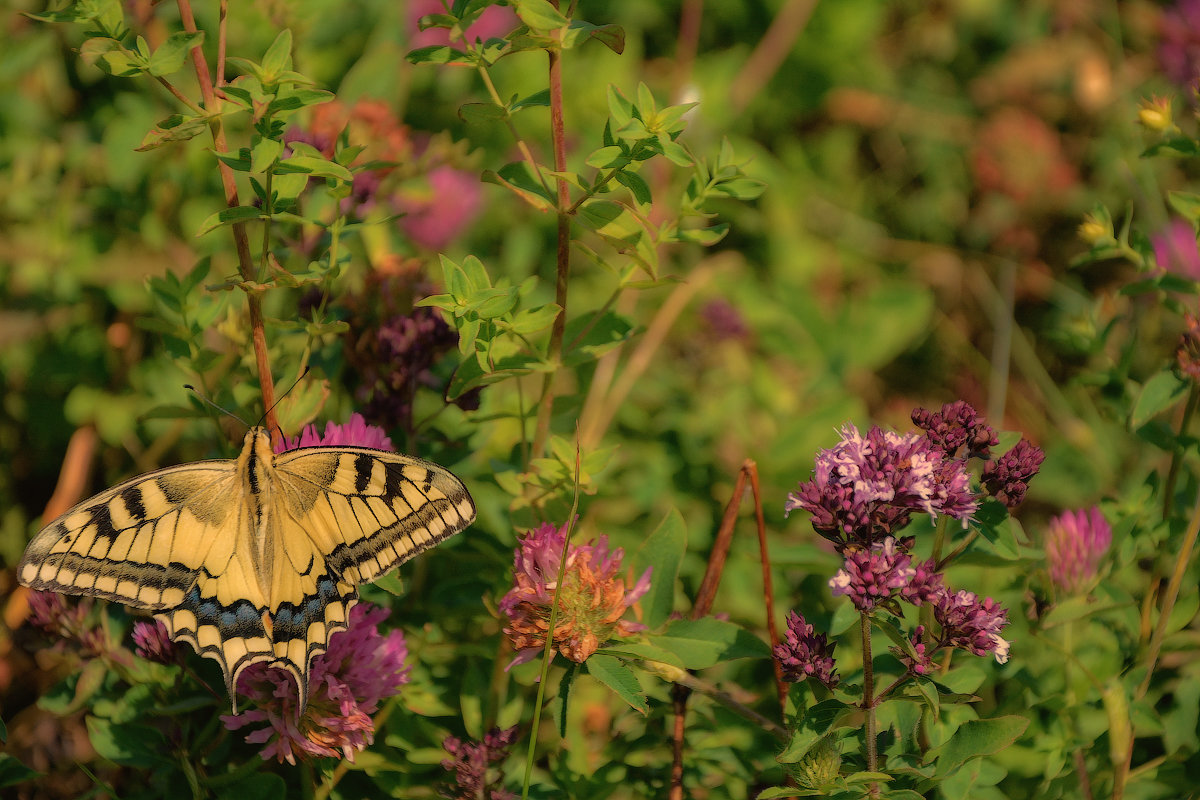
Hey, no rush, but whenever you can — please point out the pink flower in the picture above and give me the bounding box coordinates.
[408,0,518,49]
[785,423,979,549]
[829,537,915,613]
[981,438,1045,508]
[892,625,934,676]
[499,522,652,667]
[441,726,520,800]
[773,611,839,689]
[395,166,484,251]
[276,412,394,453]
[933,589,1011,664]
[221,603,411,764]
[132,619,181,665]
[1045,507,1112,595]
[1153,219,1200,280]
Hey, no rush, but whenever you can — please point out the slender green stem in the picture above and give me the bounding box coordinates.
[520,443,583,799]
[861,612,877,772]
[530,43,572,460]
[1162,385,1199,521]
[474,64,553,200]
[1138,487,1200,698]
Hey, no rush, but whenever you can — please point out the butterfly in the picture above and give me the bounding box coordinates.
[17,426,476,712]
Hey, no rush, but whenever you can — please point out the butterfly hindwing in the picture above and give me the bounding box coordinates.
[18,428,476,714]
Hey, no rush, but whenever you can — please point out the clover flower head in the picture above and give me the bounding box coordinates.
[132,619,181,665]
[276,412,394,453]
[499,522,652,667]
[774,611,839,689]
[933,589,1011,664]
[786,424,978,548]
[222,603,411,764]
[1153,219,1200,280]
[1045,507,1112,595]
[440,725,520,800]
[981,438,1044,508]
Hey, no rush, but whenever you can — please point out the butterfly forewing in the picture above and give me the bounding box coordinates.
[17,427,476,713]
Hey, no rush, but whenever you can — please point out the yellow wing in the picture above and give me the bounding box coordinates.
[18,427,476,714]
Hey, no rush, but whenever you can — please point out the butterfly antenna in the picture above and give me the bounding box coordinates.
[257,366,312,431]
[184,385,249,428]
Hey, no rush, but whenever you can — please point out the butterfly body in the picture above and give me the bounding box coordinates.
[19,427,476,711]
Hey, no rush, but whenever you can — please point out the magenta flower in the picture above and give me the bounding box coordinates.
[1159,0,1200,91]
[1153,219,1200,280]
[396,166,484,251]
[26,590,106,655]
[441,725,520,800]
[499,522,652,667]
[981,438,1045,508]
[932,589,1011,664]
[1045,507,1112,595]
[912,401,998,458]
[276,412,394,453]
[222,603,411,764]
[408,0,518,49]
[829,537,916,613]
[774,611,839,689]
[785,423,979,549]
[132,619,181,665]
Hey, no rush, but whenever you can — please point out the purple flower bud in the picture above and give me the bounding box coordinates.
[981,438,1044,508]
[933,589,1011,664]
[901,558,945,606]
[829,538,915,613]
[891,625,934,676]
[912,401,998,458]
[132,619,181,665]
[441,725,520,800]
[773,611,839,689]
[1045,507,1112,595]
[276,412,395,453]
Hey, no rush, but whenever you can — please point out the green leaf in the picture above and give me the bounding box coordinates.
[584,654,647,714]
[512,89,551,111]
[407,45,470,65]
[507,304,561,335]
[276,155,354,183]
[482,164,555,212]
[926,716,1028,778]
[648,618,770,670]
[261,29,294,79]
[0,754,39,788]
[776,699,853,763]
[562,310,634,366]
[675,223,729,246]
[86,717,169,769]
[633,508,686,629]
[1168,192,1200,224]
[213,148,253,172]
[40,659,109,715]
[554,664,577,738]
[514,0,569,31]
[148,31,203,77]
[80,37,144,77]
[615,170,651,206]
[459,102,509,124]
[196,205,267,236]
[562,20,624,54]
[136,113,212,151]
[607,85,633,130]
[1131,370,1189,429]
[594,641,685,669]
[251,136,284,174]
